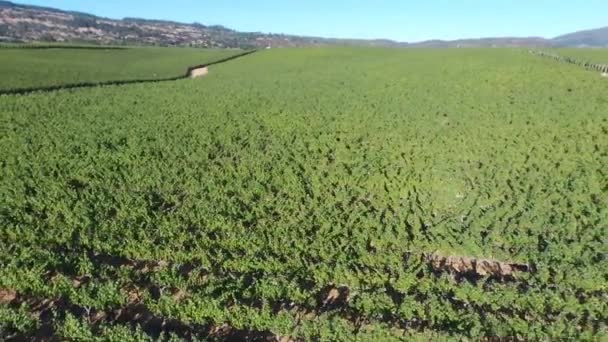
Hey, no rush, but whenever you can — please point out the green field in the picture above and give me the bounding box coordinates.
[0,47,242,91]
[0,47,607,340]
[553,48,608,64]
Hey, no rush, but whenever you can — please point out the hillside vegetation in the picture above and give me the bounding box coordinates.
[1,1,608,48]
[0,0,401,49]
[0,48,606,340]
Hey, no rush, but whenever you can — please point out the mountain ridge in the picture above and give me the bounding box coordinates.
[0,1,606,48]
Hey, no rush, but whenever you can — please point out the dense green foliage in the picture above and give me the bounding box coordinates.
[1,48,607,340]
[0,47,241,91]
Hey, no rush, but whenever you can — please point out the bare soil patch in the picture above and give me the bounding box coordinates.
[426,253,530,279]
[189,66,209,78]
[0,288,17,304]
[319,285,350,308]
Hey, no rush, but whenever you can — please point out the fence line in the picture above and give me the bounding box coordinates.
[529,50,608,74]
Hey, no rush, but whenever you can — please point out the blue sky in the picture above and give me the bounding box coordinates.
[20,0,607,42]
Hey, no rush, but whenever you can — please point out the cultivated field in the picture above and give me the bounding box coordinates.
[0,47,242,92]
[0,47,606,340]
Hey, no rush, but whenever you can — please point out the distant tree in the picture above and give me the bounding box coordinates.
[71,16,98,29]
[39,33,56,42]
[0,24,9,36]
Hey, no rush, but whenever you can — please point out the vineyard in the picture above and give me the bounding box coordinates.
[0,47,607,340]
[0,47,243,92]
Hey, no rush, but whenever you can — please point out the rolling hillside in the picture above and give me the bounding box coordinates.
[1,1,607,48]
[0,1,403,48]
[552,26,608,47]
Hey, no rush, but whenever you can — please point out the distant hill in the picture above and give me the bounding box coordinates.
[0,0,606,48]
[0,0,406,48]
[551,27,608,47]
[408,28,608,48]
[408,37,551,48]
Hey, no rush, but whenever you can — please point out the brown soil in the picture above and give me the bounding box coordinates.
[426,253,530,279]
[0,288,17,304]
[189,66,209,78]
[319,285,350,308]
